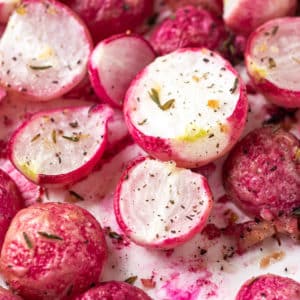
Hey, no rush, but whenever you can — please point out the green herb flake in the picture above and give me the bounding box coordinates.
[138,119,147,126]
[62,135,80,142]
[23,232,33,249]
[230,78,239,94]
[292,207,300,217]
[69,190,84,201]
[148,88,175,111]
[38,231,63,240]
[109,231,123,240]
[69,121,79,128]
[31,133,41,142]
[29,65,52,70]
[271,26,279,36]
[52,130,57,144]
[124,276,138,285]
[268,57,276,69]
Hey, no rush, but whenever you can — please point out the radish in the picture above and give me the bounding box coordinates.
[0,287,22,300]
[223,0,297,37]
[246,17,300,108]
[0,202,107,300]
[236,274,300,300]
[89,33,156,108]
[124,48,248,168]
[0,0,92,101]
[61,0,154,43]
[9,104,112,186]
[0,0,19,24]
[114,157,213,249]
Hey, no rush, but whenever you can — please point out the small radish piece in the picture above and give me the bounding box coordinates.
[74,281,151,300]
[236,274,300,300]
[0,0,92,101]
[246,17,300,108]
[0,287,22,300]
[0,0,19,24]
[124,48,248,168]
[61,0,154,43]
[0,169,23,249]
[114,157,213,249]
[89,33,156,108]
[0,202,107,300]
[9,105,112,186]
[223,0,297,37]
[149,6,228,56]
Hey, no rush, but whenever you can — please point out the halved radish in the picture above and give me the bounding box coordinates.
[0,0,19,24]
[0,0,92,101]
[246,17,300,108]
[124,48,248,168]
[114,157,213,249]
[89,33,156,108]
[223,0,297,36]
[9,104,112,186]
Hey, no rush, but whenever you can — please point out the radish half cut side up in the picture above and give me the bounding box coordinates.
[246,17,300,108]
[9,105,112,186]
[114,157,213,249]
[0,0,92,101]
[124,48,248,168]
[89,33,156,108]
[223,0,297,37]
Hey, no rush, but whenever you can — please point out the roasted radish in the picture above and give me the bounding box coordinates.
[124,48,248,168]
[89,33,156,108]
[223,127,300,220]
[0,0,18,24]
[224,0,297,36]
[9,105,112,186]
[0,202,107,300]
[236,274,300,300]
[0,0,92,101]
[0,169,23,248]
[114,157,213,249]
[149,6,228,56]
[246,17,300,108]
[61,0,154,43]
[74,281,151,300]
[0,287,22,300]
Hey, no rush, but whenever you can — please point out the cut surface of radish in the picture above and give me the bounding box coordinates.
[246,17,300,108]
[124,48,248,168]
[9,105,112,185]
[114,157,213,249]
[0,0,92,101]
[223,0,297,36]
[89,33,156,108]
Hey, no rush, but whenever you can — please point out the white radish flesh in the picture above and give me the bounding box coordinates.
[0,0,92,101]
[124,48,248,168]
[89,33,156,108]
[9,105,112,186]
[114,157,213,249]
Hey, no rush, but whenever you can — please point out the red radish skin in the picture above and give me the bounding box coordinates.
[0,169,23,249]
[9,105,112,186]
[0,203,107,300]
[0,0,18,24]
[89,33,156,108]
[0,287,22,300]
[223,127,300,220]
[236,274,300,300]
[124,48,248,168]
[165,0,223,16]
[114,157,213,249]
[149,6,228,56]
[246,18,300,108]
[61,0,154,43]
[0,0,92,101]
[74,281,151,300]
[223,0,297,36]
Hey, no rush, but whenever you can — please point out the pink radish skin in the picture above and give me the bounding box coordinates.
[223,0,297,37]
[61,0,154,43]
[89,33,156,108]
[246,17,300,108]
[0,169,23,249]
[236,274,300,300]
[9,105,112,186]
[74,281,151,300]
[124,48,248,168]
[0,0,18,24]
[0,287,22,300]
[114,157,213,249]
[0,203,107,300]
[0,0,92,101]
